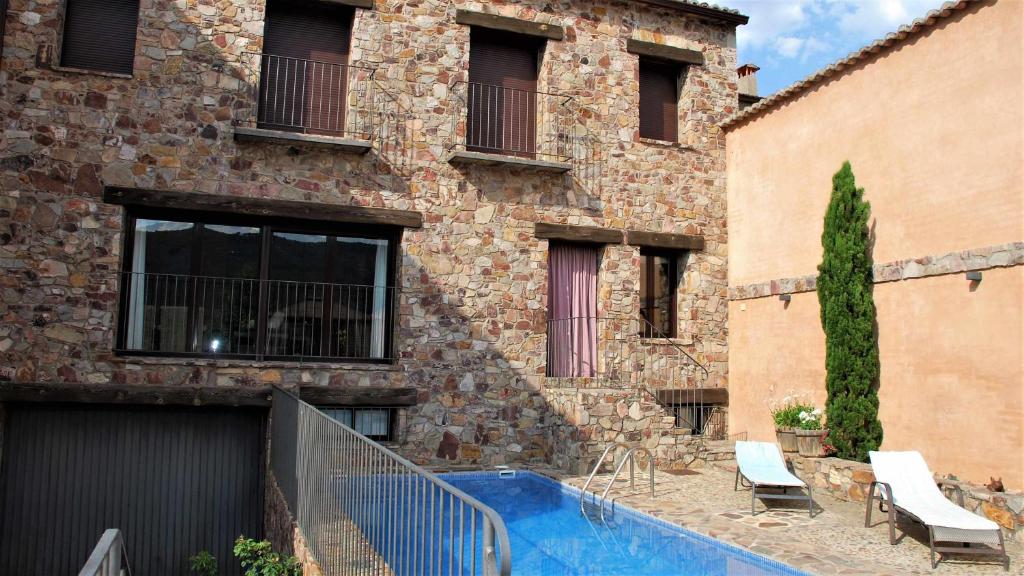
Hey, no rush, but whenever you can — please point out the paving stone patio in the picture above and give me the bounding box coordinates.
[534,462,1022,575]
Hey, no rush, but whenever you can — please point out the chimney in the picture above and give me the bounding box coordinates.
[737,63,760,97]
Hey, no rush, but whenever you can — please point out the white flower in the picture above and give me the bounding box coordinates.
[812,408,822,416]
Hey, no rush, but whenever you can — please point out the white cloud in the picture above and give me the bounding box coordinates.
[722,0,945,64]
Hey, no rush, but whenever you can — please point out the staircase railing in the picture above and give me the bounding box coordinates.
[270,387,512,576]
[78,529,128,576]
[545,315,721,438]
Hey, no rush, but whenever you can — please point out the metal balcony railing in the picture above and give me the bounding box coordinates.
[450,81,580,164]
[270,387,512,576]
[118,272,396,362]
[238,53,378,141]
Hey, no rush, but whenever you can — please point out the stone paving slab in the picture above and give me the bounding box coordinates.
[532,464,1022,575]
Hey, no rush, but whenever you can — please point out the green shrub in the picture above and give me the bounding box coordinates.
[189,550,218,576]
[817,162,883,461]
[233,537,302,576]
[771,403,813,428]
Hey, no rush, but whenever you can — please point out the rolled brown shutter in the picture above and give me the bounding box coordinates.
[260,0,353,135]
[60,0,139,75]
[467,28,541,157]
[0,0,8,66]
[639,59,680,142]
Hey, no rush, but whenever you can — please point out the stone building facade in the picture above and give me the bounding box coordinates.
[0,0,740,474]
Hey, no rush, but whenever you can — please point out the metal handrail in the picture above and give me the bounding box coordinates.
[597,448,654,522]
[579,443,627,514]
[638,315,709,381]
[78,529,128,576]
[271,387,512,576]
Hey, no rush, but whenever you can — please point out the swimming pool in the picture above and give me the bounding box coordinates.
[432,470,807,576]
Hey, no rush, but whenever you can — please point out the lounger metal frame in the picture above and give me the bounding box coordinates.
[734,469,814,517]
[865,480,1009,571]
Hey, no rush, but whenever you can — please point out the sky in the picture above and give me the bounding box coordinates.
[717,0,950,96]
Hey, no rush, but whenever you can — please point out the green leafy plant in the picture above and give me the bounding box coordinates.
[233,536,302,576]
[817,162,883,462]
[770,402,814,428]
[189,550,218,576]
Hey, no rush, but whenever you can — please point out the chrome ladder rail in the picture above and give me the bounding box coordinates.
[597,448,655,522]
[579,444,655,521]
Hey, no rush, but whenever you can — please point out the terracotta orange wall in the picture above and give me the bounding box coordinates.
[729,268,1024,488]
[725,0,1024,488]
[727,0,1022,287]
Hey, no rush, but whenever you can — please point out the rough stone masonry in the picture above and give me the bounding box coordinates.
[0,0,737,469]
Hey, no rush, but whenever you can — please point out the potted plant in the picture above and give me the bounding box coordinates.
[795,407,828,457]
[770,402,808,453]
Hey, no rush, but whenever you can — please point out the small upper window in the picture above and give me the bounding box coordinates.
[320,407,396,442]
[638,58,680,142]
[639,251,679,337]
[60,0,139,75]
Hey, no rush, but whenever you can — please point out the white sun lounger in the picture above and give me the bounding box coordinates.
[734,441,814,517]
[867,451,1009,570]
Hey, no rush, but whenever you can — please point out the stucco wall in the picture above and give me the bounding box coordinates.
[726,0,1023,488]
[0,0,735,468]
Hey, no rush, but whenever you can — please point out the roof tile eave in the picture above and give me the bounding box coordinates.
[720,0,977,131]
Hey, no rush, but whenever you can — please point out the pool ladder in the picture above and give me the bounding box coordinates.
[579,443,655,522]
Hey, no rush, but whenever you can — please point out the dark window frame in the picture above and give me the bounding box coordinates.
[638,56,682,143]
[115,206,401,363]
[58,0,140,75]
[639,248,679,338]
[675,403,714,433]
[318,405,397,442]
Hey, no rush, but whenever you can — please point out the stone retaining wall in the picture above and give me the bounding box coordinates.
[790,455,1023,539]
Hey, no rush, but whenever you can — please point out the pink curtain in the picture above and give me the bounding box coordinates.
[547,243,599,377]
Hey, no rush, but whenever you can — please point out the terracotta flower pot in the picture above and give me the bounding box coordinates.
[776,428,799,453]
[796,429,827,457]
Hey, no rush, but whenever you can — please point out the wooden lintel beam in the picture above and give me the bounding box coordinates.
[455,10,564,40]
[655,388,728,405]
[627,230,704,250]
[627,39,704,66]
[103,187,424,228]
[534,223,624,244]
[0,382,273,407]
[298,386,418,407]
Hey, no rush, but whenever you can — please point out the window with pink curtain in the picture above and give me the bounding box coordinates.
[547,242,599,377]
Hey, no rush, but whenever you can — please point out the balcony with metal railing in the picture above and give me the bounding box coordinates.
[447,81,585,173]
[117,272,396,363]
[233,53,380,152]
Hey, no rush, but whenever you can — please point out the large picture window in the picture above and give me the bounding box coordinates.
[119,210,398,362]
[639,250,679,338]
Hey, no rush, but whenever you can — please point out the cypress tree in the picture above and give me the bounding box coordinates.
[817,162,883,462]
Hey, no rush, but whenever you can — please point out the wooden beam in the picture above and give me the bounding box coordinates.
[0,382,273,407]
[627,230,704,250]
[627,39,704,66]
[655,388,728,405]
[455,10,564,41]
[103,187,424,228]
[321,0,374,8]
[534,223,624,244]
[298,386,418,407]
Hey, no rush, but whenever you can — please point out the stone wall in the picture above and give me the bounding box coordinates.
[791,455,1024,539]
[543,385,733,475]
[0,0,736,468]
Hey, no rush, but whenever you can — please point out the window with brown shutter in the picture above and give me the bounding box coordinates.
[259,0,353,136]
[60,0,139,75]
[467,28,542,158]
[0,0,8,66]
[638,58,681,142]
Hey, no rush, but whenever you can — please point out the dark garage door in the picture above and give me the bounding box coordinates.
[0,404,266,575]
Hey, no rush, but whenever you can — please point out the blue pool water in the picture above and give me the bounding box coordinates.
[435,471,807,576]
